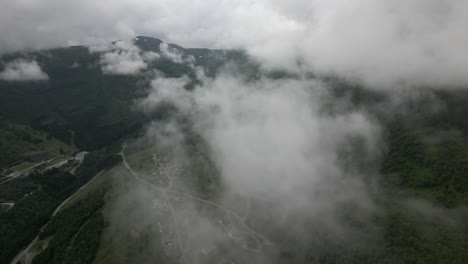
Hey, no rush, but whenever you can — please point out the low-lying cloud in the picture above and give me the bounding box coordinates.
[159,43,184,64]
[142,71,382,241]
[98,41,158,75]
[1,0,467,88]
[102,69,386,263]
[0,59,49,81]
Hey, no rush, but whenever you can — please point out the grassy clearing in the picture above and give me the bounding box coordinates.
[11,161,39,171]
[6,123,76,155]
[40,137,77,156]
[126,144,161,172]
[46,156,68,167]
[60,166,118,211]
[0,122,77,168]
[92,166,171,264]
[31,236,53,253]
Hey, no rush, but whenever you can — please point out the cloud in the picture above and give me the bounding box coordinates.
[159,43,184,64]
[100,68,385,263]
[1,0,463,261]
[98,41,157,75]
[1,0,467,88]
[111,54,467,262]
[142,71,382,243]
[0,59,49,81]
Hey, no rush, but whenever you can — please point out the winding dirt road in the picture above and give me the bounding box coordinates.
[119,143,271,261]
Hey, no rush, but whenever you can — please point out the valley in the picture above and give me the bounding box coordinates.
[0,36,466,264]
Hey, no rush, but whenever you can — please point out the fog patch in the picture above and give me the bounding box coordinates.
[121,70,386,262]
[0,59,49,81]
[159,43,184,64]
[98,41,156,75]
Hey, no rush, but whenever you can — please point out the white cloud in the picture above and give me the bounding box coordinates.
[99,41,150,75]
[0,59,49,81]
[1,0,466,88]
[159,43,184,64]
[122,69,389,264]
[143,72,381,230]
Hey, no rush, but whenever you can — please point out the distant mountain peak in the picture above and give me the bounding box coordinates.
[133,36,178,53]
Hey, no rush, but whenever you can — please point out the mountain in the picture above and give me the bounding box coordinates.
[0,37,467,264]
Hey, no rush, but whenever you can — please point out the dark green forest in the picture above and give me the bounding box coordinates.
[32,188,106,264]
[0,147,120,263]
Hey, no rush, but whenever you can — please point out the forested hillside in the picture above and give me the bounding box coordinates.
[0,37,467,264]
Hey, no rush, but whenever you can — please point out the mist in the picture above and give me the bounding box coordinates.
[0,59,49,81]
[1,0,465,262]
[99,61,390,263]
[1,0,467,88]
[91,21,467,258]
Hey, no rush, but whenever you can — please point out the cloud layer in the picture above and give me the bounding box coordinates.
[142,71,382,238]
[98,41,157,75]
[0,59,49,81]
[1,0,467,87]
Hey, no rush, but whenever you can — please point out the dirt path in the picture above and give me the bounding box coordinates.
[119,143,271,259]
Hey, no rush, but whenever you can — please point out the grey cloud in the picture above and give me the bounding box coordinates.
[98,41,155,75]
[1,0,466,88]
[0,59,49,81]
[159,43,184,64]
[103,66,389,264]
[97,39,188,75]
[143,71,382,240]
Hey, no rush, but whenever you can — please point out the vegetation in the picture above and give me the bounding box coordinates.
[33,189,106,264]
[0,38,252,152]
[0,182,56,263]
[0,147,119,263]
[382,122,468,206]
[0,38,467,264]
[0,121,75,167]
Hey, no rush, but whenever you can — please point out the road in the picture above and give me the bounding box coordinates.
[9,236,39,264]
[70,151,88,174]
[1,157,57,184]
[119,143,271,260]
[120,144,190,263]
[0,202,14,210]
[2,151,88,185]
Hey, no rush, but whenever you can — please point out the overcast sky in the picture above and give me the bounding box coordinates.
[1,0,467,87]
